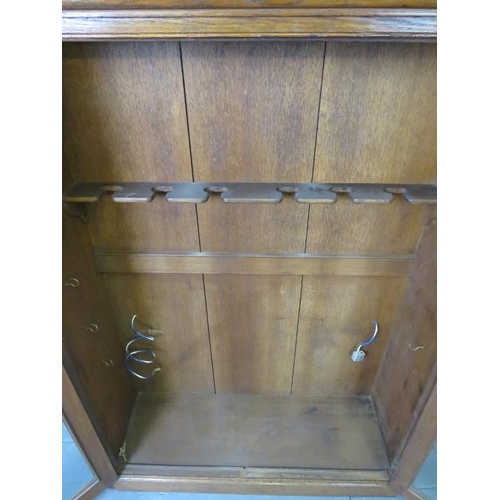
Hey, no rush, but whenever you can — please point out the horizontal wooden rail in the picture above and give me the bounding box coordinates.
[120,464,389,480]
[94,252,414,276]
[62,7,437,41]
[64,182,437,205]
[62,1,437,9]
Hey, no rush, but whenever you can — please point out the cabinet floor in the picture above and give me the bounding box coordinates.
[124,393,388,470]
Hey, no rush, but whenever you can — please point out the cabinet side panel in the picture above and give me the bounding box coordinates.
[182,41,325,253]
[372,206,437,463]
[63,211,136,457]
[62,42,200,253]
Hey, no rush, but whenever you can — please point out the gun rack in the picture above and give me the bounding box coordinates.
[63,182,437,205]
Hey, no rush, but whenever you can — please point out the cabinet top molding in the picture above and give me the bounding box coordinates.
[62,1,437,8]
[62,1,437,41]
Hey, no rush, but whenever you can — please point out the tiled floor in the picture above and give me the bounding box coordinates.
[412,443,437,500]
[62,422,96,500]
[62,422,436,500]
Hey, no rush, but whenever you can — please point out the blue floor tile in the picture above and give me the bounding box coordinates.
[62,442,95,485]
[418,488,437,500]
[351,497,403,500]
[63,421,96,499]
[162,496,349,500]
[97,490,165,500]
[63,422,73,443]
[413,442,437,489]
[63,480,93,500]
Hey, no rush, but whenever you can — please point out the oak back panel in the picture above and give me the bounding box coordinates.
[63,41,436,398]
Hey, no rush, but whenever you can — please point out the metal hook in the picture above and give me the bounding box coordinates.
[125,314,162,380]
[131,314,155,341]
[65,278,80,288]
[102,358,113,367]
[351,320,379,362]
[409,343,425,351]
[85,324,99,333]
[125,356,162,380]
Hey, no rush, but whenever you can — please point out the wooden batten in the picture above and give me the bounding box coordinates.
[94,252,414,276]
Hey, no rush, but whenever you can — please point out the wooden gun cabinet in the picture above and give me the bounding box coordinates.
[62,2,437,498]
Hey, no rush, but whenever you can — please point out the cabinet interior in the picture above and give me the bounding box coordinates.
[62,41,436,480]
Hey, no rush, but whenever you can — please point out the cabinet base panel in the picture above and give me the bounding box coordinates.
[115,468,394,496]
[124,393,389,470]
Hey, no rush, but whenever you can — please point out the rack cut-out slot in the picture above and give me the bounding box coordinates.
[63,182,437,205]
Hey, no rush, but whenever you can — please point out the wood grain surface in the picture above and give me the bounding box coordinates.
[62,36,436,486]
[121,464,388,480]
[307,42,436,255]
[104,273,215,393]
[372,206,437,462]
[204,275,302,394]
[62,9,437,41]
[197,198,311,253]
[87,198,200,253]
[63,210,136,455]
[314,42,437,184]
[115,473,395,496]
[63,42,191,183]
[390,383,436,493]
[63,0,437,9]
[63,42,200,254]
[125,393,389,469]
[182,42,324,183]
[306,197,427,254]
[182,42,323,253]
[94,252,414,277]
[292,276,407,395]
[63,366,117,487]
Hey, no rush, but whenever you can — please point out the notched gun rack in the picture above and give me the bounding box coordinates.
[63,182,437,205]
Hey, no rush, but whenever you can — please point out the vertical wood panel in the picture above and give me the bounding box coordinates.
[182,41,325,183]
[63,42,192,182]
[307,42,436,256]
[372,206,436,463]
[63,42,200,253]
[63,213,136,455]
[104,274,215,393]
[63,366,117,487]
[205,275,302,394]
[181,42,325,394]
[182,41,324,253]
[87,198,199,253]
[389,384,437,492]
[194,197,309,254]
[306,197,426,255]
[292,276,407,396]
[315,42,436,184]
